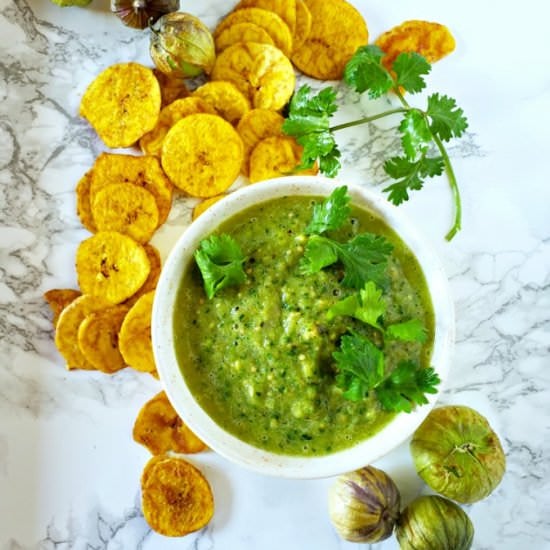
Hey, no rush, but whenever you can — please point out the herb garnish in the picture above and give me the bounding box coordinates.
[194,234,246,299]
[283,46,468,241]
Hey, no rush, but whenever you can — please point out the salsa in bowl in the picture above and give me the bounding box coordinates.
[152,177,454,478]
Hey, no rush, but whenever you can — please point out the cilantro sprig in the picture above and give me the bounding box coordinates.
[282,46,468,241]
[194,234,246,299]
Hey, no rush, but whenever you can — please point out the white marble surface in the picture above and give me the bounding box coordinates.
[1,0,549,548]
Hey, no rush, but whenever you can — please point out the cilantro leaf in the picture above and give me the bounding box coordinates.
[333,332,385,401]
[393,52,431,94]
[306,185,351,235]
[299,235,339,274]
[426,93,468,141]
[399,110,432,160]
[385,319,427,342]
[375,362,440,412]
[343,45,394,98]
[194,234,246,299]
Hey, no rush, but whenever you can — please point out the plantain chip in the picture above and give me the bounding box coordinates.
[192,81,251,125]
[125,243,162,306]
[249,135,318,183]
[44,288,82,327]
[153,68,189,107]
[214,7,293,57]
[133,391,208,455]
[118,291,156,373]
[192,195,225,221]
[76,231,151,305]
[89,153,173,226]
[211,42,295,111]
[234,0,297,35]
[77,304,129,374]
[293,0,312,50]
[91,182,159,244]
[76,171,96,233]
[215,22,275,52]
[375,20,456,69]
[141,455,214,537]
[236,108,284,175]
[139,97,216,157]
[291,0,368,80]
[80,62,161,148]
[54,294,112,370]
[161,113,243,198]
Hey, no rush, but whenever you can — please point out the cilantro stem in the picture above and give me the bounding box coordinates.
[329,108,407,132]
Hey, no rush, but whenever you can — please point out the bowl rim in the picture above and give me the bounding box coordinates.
[152,176,455,479]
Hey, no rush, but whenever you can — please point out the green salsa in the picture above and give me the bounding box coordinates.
[173,195,434,456]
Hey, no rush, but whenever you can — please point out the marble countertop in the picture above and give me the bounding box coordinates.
[1,0,549,548]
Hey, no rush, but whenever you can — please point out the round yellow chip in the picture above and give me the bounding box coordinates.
[76,231,151,305]
[215,22,275,52]
[153,68,189,107]
[192,81,251,125]
[214,7,293,57]
[161,113,243,198]
[192,195,225,221]
[54,294,112,370]
[212,42,295,111]
[236,108,284,175]
[234,0,297,35]
[141,455,214,537]
[249,135,318,183]
[77,304,129,374]
[293,0,312,50]
[139,97,216,157]
[133,391,208,455]
[119,291,156,373]
[76,171,96,233]
[44,288,82,327]
[291,0,368,80]
[91,182,159,244]
[375,20,456,69]
[125,243,162,306]
[80,62,161,148]
[89,153,173,226]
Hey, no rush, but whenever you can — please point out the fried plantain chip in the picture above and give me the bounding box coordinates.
[80,62,161,148]
[234,0,297,35]
[236,108,284,175]
[139,97,216,157]
[76,231,151,305]
[141,455,214,537]
[125,243,162,306]
[91,182,159,244]
[54,294,112,370]
[133,391,208,455]
[77,304,129,373]
[291,0,368,80]
[192,195,225,220]
[44,288,82,327]
[215,22,275,52]
[89,153,173,226]
[76,171,96,233]
[153,68,190,107]
[161,113,243,198]
[118,291,156,373]
[248,135,318,183]
[214,7,293,57]
[375,20,456,69]
[211,42,295,111]
[192,81,251,125]
[293,0,312,50]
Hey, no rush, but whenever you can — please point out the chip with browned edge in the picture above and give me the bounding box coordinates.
[161,113,243,198]
[249,135,318,183]
[118,291,156,373]
[212,42,295,111]
[133,391,208,455]
[291,0,368,80]
[192,195,225,220]
[76,171,96,233]
[89,153,173,226]
[80,63,161,148]
[78,304,129,373]
[54,294,112,370]
[193,81,251,125]
[125,244,162,306]
[141,455,214,537]
[375,20,456,69]
[91,182,159,244]
[76,231,151,305]
[44,288,82,327]
[234,0,297,35]
[215,22,275,52]
[236,108,284,175]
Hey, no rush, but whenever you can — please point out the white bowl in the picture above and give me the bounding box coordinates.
[152,176,454,479]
